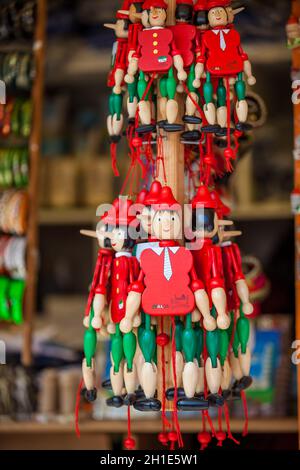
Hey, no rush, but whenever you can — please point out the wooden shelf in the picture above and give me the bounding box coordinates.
[39,207,97,225]
[231,201,292,220]
[38,201,292,226]
[0,418,297,435]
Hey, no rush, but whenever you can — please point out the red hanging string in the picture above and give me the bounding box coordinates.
[75,378,83,439]
[160,316,171,438]
[241,390,249,437]
[203,409,216,437]
[127,404,132,439]
[110,142,120,177]
[170,316,183,449]
[224,402,240,445]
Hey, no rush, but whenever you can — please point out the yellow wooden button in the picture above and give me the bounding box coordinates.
[116,288,120,294]
[116,274,119,280]
[153,41,158,46]
[153,32,158,37]
[153,49,158,54]
[116,261,119,267]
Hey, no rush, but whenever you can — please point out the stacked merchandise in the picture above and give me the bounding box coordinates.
[77,0,265,450]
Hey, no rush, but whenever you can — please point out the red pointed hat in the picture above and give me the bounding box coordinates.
[154,186,181,211]
[210,189,231,218]
[144,180,162,205]
[102,197,137,226]
[207,0,231,9]
[177,0,194,6]
[194,0,208,11]
[143,0,168,10]
[192,185,217,209]
[136,188,148,205]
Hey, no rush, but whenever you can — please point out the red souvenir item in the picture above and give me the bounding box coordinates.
[191,185,230,330]
[139,243,196,316]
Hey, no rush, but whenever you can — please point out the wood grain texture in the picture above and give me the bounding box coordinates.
[22,0,47,366]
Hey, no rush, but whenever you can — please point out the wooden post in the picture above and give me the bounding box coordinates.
[291,0,300,450]
[22,0,47,366]
[156,0,185,409]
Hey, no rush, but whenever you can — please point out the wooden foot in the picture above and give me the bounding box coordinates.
[182,360,198,398]
[204,102,216,125]
[166,99,178,124]
[124,362,137,395]
[205,357,222,394]
[196,364,205,394]
[171,351,184,387]
[238,346,251,377]
[127,97,138,120]
[236,99,248,123]
[110,365,124,397]
[82,358,96,391]
[230,351,243,381]
[139,100,151,125]
[141,361,157,399]
[221,358,232,391]
[217,106,227,128]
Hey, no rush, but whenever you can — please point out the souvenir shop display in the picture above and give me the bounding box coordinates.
[0,0,46,367]
[77,0,263,451]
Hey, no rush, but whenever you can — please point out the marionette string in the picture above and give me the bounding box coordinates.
[241,390,249,437]
[110,142,120,177]
[160,316,171,437]
[75,378,83,439]
[225,77,234,172]
[171,316,183,449]
[224,402,240,445]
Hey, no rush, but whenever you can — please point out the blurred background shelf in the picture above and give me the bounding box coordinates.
[38,201,292,226]
[0,417,297,434]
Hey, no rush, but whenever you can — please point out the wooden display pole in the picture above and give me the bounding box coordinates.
[156,0,185,410]
[22,0,47,366]
[291,0,300,449]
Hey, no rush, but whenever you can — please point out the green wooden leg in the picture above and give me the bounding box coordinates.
[182,314,196,363]
[111,323,124,373]
[83,307,97,368]
[123,331,136,371]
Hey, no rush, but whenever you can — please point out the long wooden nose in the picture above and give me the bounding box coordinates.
[80,229,98,239]
[118,9,129,15]
[233,7,245,16]
[104,23,117,30]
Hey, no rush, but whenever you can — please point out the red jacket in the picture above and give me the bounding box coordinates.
[85,248,114,317]
[221,241,245,311]
[192,238,225,307]
[107,38,128,87]
[110,253,139,323]
[169,24,196,68]
[134,27,179,73]
[197,26,248,77]
[130,240,203,316]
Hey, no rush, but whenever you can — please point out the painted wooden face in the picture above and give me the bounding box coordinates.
[152,210,181,240]
[208,7,228,27]
[148,7,167,27]
[110,227,126,252]
[96,223,112,249]
[192,208,219,240]
[139,206,155,235]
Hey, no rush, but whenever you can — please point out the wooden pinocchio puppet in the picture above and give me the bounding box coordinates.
[190,185,232,407]
[80,222,114,403]
[211,190,253,395]
[120,186,216,413]
[125,0,187,133]
[193,0,256,134]
[118,0,144,123]
[105,2,130,175]
[99,197,140,407]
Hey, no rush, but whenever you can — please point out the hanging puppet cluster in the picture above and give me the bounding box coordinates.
[105,0,256,180]
[77,0,258,451]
